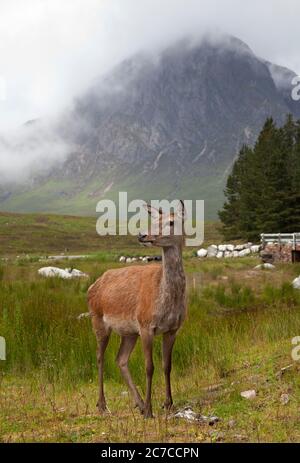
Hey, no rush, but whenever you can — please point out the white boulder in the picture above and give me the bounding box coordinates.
[67,268,88,278]
[235,244,245,251]
[280,393,290,405]
[241,390,256,400]
[239,248,251,257]
[218,245,227,252]
[264,263,275,270]
[216,251,224,259]
[226,244,235,252]
[254,263,275,270]
[171,407,219,424]
[119,256,126,263]
[292,276,300,289]
[207,245,218,257]
[126,258,132,263]
[77,312,90,320]
[233,251,239,258]
[197,249,208,258]
[38,267,88,279]
[250,245,260,254]
[38,267,72,279]
[224,251,233,258]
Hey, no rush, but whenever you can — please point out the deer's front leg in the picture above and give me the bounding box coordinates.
[162,331,177,410]
[140,330,154,418]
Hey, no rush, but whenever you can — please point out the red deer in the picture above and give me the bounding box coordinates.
[88,201,186,418]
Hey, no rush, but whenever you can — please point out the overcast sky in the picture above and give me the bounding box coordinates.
[0,0,300,131]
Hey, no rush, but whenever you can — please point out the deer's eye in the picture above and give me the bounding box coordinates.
[169,221,174,226]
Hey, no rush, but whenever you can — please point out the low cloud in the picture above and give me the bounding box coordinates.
[1,0,300,130]
[0,120,71,184]
[0,0,300,182]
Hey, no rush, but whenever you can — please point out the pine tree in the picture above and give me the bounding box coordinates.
[219,145,251,239]
[219,116,300,240]
[289,118,300,231]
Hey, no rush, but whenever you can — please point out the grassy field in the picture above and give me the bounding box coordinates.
[1,226,300,442]
[0,211,222,256]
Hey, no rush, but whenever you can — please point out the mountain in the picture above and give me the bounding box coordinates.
[1,35,300,219]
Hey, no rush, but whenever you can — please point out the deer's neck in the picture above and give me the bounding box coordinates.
[160,245,186,304]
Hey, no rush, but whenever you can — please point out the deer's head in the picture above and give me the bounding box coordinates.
[138,201,186,248]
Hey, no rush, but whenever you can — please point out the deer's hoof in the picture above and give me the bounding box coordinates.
[134,402,145,415]
[96,402,111,415]
[143,409,154,419]
[162,401,174,412]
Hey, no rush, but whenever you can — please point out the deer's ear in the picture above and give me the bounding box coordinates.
[177,200,186,219]
[143,203,161,219]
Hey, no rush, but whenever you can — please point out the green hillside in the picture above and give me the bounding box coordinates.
[0,211,222,256]
[0,171,226,220]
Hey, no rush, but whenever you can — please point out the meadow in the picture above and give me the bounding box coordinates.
[1,212,300,442]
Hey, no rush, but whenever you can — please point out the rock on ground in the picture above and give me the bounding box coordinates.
[224,251,233,258]
[77,312,90,320]
[207,245,218,257]
[197,249,208,258]
[254,263,275,270]
[196,243,261,259]
[38,267,88,279]
[171,407,219,425]
[280,393,290,405]
[250,245,261,253]
[226,244,235,252]
[292,276,300,289]
[67,268,88,277]
[239,248,251,257]
[241,390,256,400]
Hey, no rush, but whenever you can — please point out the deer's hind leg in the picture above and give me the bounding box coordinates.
[91,313,111,413]
[116,335,145,414]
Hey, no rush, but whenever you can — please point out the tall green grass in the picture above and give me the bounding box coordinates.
[1,273,300,389]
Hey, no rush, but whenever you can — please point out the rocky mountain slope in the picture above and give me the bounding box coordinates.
[1,35,299,218]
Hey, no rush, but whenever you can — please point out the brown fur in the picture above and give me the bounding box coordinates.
[87,202,186,418]
[88,264,162,334]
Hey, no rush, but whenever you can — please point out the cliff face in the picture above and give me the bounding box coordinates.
[1,36,299,218]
